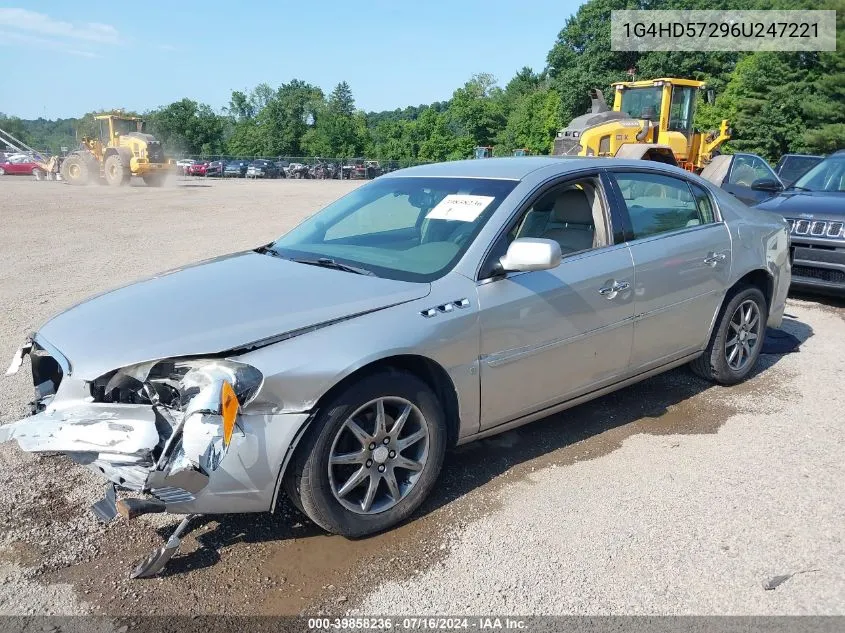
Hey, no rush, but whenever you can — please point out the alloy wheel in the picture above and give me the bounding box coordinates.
[328,397,429,514]
[725,299,761,371]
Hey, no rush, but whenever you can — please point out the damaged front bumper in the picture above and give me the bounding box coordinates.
[2,335,311,517]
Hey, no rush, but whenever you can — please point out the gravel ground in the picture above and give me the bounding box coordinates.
[0,176,843,617]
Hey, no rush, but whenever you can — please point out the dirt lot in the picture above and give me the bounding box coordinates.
[0,176,843,618]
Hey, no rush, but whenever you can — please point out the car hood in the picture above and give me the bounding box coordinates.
[37,251,431,380]
[755,191,845,218]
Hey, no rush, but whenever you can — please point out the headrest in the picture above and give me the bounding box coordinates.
[551,189,593,225]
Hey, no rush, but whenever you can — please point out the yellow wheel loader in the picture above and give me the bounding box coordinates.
[552,78,730,173]
[60,114,175,186]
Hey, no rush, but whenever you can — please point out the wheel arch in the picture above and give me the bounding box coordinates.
[614,143,679,167]
[734,268,774,309]
[104,146,133,164]
[310,353,461,449]
[701,268,774,355]
[270,353,461,515]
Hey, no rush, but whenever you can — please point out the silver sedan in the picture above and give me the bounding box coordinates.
[2,157,791,575]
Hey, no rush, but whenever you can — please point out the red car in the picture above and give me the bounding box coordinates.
[186,161,209,176]
[0,158,43,176]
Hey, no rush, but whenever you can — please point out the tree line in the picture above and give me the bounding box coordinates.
[2,0,842,164]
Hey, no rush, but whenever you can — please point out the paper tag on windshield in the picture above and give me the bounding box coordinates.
[426,195,495,222]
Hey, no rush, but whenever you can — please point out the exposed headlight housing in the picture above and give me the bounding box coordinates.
[90,359,263,477]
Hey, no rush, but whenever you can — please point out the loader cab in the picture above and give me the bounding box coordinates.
[95,115,145,145]
[613,78,705,164]
[667,84,696,138]
[473,146,493,159]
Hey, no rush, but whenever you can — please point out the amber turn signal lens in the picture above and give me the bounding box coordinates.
[221,381,239,447]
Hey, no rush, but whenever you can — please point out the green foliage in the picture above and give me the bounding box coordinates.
[146,99,226,156]
[258,80,324,156]
[300,82,370,157]
[0,113,35,149]
[447,73,506,151]
[496,87,561,155]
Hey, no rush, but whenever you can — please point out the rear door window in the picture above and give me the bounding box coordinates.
[612,172,713,240]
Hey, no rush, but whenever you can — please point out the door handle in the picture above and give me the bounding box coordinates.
[703,252,727,266]
[599,280,629,299]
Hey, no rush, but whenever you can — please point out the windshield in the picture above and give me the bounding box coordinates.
[619,87,662,120]
[269,176,517,282]
[113,118,141,136]
[792,155,845,192]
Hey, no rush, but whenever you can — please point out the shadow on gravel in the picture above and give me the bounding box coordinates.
[152,511,323,578]
[420,316,813,520]
[160,317,814,579]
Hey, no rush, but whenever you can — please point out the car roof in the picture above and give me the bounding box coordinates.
[381,156,698,180]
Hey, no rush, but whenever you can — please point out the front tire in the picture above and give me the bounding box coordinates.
[690,285,767,385]
[285,371,447,538]
[60,154,91,186]
[104,154,130,186]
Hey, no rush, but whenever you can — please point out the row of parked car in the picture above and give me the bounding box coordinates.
[175,158,391,180]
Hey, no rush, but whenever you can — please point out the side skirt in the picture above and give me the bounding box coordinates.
[457,351,702,445]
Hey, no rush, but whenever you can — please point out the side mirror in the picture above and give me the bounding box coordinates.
[750,178,783,192]
[499,238,562,273]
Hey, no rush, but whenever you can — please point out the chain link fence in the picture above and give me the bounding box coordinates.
[173,156,436,180]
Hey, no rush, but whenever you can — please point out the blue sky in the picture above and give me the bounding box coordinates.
[0,1,582,120]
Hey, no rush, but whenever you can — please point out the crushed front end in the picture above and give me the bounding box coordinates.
[1,334,309,576]
[3,335,261,504]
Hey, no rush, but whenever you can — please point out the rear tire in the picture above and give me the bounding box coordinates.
[284,371,447,538]
[60,154,92,186]
[690,285,767,385]
[104,154,130,186]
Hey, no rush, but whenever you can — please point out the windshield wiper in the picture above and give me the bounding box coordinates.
[290,257,375,276]
[786,185,811,191]
[254,243,277,255]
